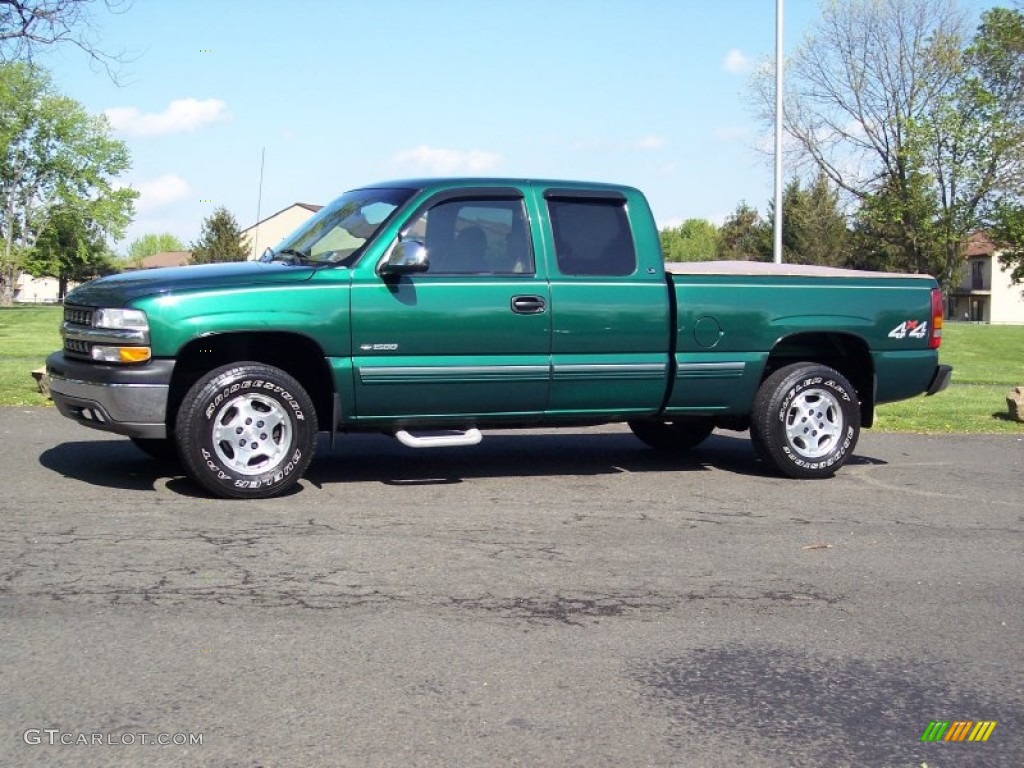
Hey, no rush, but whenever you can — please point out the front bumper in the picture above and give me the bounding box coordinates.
[46,352,175,439]
[926,364,953,396]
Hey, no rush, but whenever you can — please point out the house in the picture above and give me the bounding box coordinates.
[13,273,68,303]
[137,251,193,269]
[241,203,322,261]
[948,234,1024,324]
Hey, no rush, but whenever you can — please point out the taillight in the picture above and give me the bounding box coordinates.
[929,287,943,349]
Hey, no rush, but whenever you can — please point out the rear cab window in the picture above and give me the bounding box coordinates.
[544,190,637,277]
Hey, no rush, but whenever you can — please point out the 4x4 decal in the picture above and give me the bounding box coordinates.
[888,320,929,340]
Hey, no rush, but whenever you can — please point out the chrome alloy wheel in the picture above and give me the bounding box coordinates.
[783,387,844,459]
[211,393,292,475]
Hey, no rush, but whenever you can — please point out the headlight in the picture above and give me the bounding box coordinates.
[93,308,149,331]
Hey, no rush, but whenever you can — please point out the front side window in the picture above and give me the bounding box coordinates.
[267,187,414,266]
[547,197,636,276]
[403,197,533,275]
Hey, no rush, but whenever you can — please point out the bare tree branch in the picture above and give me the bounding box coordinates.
[0,0,134,83]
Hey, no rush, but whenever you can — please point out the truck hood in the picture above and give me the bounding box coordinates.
[64,262,318,307]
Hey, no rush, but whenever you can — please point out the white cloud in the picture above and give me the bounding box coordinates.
[104,98,231,137]
[391,145,501,174]
[723,48,750,74]
[133,174,190,212]
[634,135,667,150]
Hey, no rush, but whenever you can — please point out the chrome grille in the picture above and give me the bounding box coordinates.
[63,305,94,359]
[64,306,94,326]
[64,338,91,356]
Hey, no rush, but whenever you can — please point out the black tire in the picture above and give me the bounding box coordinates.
[130,436,180,463]
[628,418,715,453]
[750,363,860,479]
[175,362,318,499]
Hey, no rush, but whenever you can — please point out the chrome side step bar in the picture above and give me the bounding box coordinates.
[394,429,482,448]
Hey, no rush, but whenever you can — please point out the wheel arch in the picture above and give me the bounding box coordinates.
[762,332,875,427]
[167,332,334,433]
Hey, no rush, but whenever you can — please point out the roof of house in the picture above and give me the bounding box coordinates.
[965,232,997,257]
[141,251,192,269]
[243,202,323,232]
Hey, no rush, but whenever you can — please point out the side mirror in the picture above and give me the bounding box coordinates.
[380,239,429,276]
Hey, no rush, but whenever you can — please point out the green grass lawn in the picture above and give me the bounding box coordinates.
[0,305,1021,432]
[874,322,1024,433]
[0,306,62,406]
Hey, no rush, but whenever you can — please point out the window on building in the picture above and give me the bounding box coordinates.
[971,259,985,290]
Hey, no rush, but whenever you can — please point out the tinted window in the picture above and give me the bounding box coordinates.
[405,198,533,275]
[548,198,636,276]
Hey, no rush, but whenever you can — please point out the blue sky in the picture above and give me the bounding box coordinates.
[37,0,992,253]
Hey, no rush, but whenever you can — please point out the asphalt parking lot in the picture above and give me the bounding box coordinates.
[1,407,1021,767]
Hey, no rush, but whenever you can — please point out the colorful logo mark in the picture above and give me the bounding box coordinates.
[921,720,997,742]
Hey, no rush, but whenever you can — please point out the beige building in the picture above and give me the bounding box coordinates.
[242,203,322,261]
[949,234,1024,324]
[13,273,69,303]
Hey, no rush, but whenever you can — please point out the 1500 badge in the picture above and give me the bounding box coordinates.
[359,343,399,351]
[888,320,928,340]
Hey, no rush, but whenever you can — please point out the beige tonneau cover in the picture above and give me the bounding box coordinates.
[665,260,927,280]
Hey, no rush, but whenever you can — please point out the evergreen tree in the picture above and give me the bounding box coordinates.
[715,203,771,261]
[774,174,850,266]
[190,207,248,264]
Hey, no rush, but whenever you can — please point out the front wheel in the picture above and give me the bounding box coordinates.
[175,363,318,499]
[750,363,860,479]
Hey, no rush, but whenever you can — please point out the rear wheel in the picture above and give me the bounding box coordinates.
[750,363,860,479]
[628,418,715,453]
[175,362,318,499]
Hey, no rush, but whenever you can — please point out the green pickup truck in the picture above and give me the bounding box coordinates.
[47,178,952,498]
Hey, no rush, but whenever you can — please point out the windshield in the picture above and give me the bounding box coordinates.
[264,187,414,266]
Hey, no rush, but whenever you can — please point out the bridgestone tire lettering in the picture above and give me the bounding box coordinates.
[176,362,318,499]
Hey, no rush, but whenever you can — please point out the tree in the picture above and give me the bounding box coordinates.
[715,203,771,261]
[912,5,1024,290]
[848,173,943,272]
[774,174,850,266]
[0,0,131,80]
[992,200,1024,288]
[751,1,1024,291]
[973,6,1024,289]
[0,62,136,304]
[659,218,719,262]
[24,200,120,297]
[125,232,185,267]
[190,207,248,264]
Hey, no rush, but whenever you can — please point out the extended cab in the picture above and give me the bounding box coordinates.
[47,178,952,498]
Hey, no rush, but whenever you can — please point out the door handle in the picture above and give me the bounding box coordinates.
[511,295,546,314]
